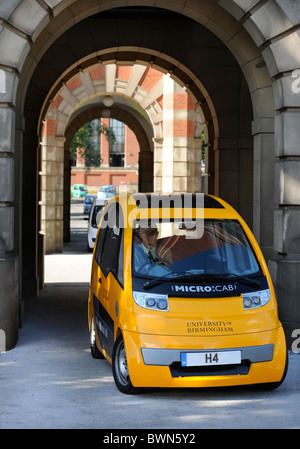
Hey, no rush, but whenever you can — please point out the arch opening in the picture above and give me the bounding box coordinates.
[22,6,256,298]
[39,58,214,254]
[4,1,297,349]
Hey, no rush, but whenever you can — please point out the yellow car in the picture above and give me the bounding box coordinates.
[88,193,288,393]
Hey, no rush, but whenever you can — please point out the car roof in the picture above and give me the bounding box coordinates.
[105,193,241,223]
[130,193,225,209]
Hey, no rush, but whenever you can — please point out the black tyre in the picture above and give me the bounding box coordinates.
[90,316,104,359]
[112,334,136,394]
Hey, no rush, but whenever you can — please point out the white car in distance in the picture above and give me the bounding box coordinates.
[87,198,109,252]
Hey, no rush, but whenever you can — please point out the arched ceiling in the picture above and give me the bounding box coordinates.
[26,7,230,136]
[42,62,164,144]
[1,1,299,134]
[3,1,299,82]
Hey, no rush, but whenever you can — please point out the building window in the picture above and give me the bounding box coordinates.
[109,119,125,167]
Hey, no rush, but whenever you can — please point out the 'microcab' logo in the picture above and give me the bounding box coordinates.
[170,283,237,293]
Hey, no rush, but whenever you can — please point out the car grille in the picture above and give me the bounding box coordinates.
[169,360,251,377]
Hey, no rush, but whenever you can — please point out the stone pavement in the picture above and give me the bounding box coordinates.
[0,201,299,429]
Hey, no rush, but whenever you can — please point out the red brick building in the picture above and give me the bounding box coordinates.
[71,117,140,193]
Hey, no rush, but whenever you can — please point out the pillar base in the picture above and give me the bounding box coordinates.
[0,253,19,350]
[269,254,300,349]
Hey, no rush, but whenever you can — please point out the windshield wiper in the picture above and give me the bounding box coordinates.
[143,271,195,290]
[143,271,261,290]
[221,273,261,288]
[192,272,261,288]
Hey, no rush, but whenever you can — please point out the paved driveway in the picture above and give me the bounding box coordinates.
[0,200,299,430]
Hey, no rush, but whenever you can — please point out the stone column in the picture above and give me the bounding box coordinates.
[269,109,300,346]
[252,117,275,258]
[100,118,110,167]
[153,137,163,192]
[158,76,197,193]
[0,69,19,349]
[139,150,153,192]
[40,129,65,254]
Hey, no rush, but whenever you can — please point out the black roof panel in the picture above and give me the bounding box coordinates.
[131,193,224,209]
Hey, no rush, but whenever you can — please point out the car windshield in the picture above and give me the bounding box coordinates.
[132,219,261,279]
[85,196,95,204]
[91,205,106,228]
[100,186,115,192]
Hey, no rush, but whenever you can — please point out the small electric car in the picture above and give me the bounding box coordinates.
[88,193,288,394]
[97,185,117,199]
[84,194,97,215]
[72,183,88,198]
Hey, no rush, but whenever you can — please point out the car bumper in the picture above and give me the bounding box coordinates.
[123,326,286,388]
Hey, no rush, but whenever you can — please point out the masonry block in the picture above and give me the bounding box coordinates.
[273,75,300,110]
[275,159,300,205]
[275,111,300,157]
[269,255,300,348]
[0,253,19,350]
[0,107,15,153]
[0,69,19,105]
[0,156,14,202]
[274,208,300,254]
[0,206,13,252]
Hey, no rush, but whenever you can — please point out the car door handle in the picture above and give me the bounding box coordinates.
[99,277,102,284]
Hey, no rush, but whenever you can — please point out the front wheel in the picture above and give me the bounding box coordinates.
[112,334,137,394]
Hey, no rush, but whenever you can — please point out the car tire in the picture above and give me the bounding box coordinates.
[90,316,104,359]
[112,334,138,394]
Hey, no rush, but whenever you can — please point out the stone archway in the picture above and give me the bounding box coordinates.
[41,93,156,253]
[1,1,300,349]
[38,55,224,255]
[39,59,208,253]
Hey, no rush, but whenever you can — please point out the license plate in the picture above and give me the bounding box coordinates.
[181,350,241,367]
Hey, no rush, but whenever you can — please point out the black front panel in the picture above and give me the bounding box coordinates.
[93,294,114,358]
[132,275,268,298]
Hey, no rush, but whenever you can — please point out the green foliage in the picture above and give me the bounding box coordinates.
[70,120,116,169]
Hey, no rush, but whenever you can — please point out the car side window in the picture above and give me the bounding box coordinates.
[97,203,124,287]
[94,216,107,267]
[117,230,124,287]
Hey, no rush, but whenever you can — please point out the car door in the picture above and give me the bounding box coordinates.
[93,202,124,358]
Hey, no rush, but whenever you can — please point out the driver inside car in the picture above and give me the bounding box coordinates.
[133,225,172,273]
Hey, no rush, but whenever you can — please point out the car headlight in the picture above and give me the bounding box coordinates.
[242,289,270,310]
[133,291,169,312]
